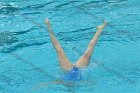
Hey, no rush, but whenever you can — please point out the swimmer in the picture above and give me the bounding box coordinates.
[31,18,107,91]
[46,18,106,68]
[45,18,107,81]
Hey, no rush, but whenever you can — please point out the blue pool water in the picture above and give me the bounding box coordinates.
[0,0,140,93]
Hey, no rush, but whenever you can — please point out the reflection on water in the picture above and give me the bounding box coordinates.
[0,31,18,46]
[30,79,95,93]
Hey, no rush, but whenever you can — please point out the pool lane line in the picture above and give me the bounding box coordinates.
[72,2,135,41]
[0,11,57,80]
[9,52,56,80]
[15,5,136,86]
[19,13,44,29]
[4,12,57,79]
[17,2,135,42]
[71,46,137,86]
[18,12,137,86]
[71,2,137,86]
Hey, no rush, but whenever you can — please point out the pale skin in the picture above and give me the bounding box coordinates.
[30,19,107,92]
[45,18,107,71]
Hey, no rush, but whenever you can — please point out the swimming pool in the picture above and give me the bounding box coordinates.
[0,0,140,93]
